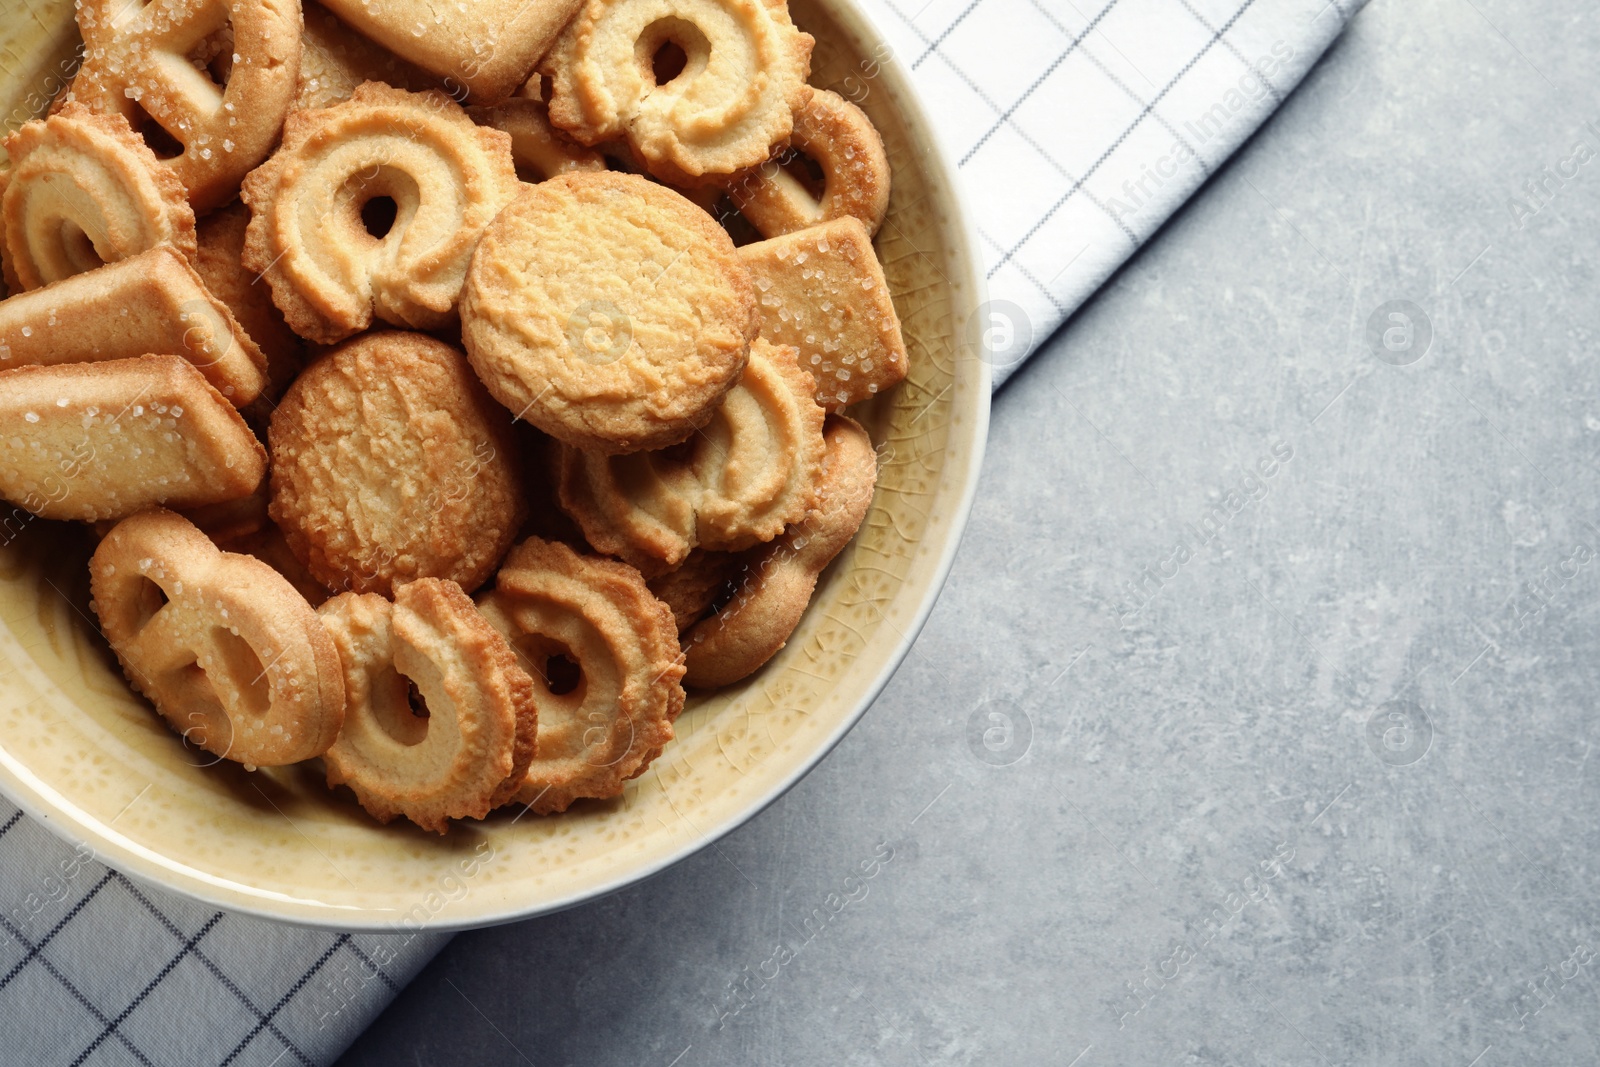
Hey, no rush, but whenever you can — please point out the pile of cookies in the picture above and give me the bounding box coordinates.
[0,0,907,833]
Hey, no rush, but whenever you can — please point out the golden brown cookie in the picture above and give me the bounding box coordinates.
[268,331,525,597]
[64,0,303,213]
[241,83,520,345]
[320,579,538,833]
[466,99,606,184]
[647,547,745,632]
[477,536,683,814]
[542,0,814,183]
[725,89,891,238]
[0,355,266,523]
[738,217,907,408]
[89,508,345,766]
[217,520,333,608]
[294,0,445,112]
[555,338,826,574]
[683,413,876,687]
[194,204,307,404]
[317,0,584,103]
[0,245,268,405]
[1,105,196,293]
[461,171,758,453]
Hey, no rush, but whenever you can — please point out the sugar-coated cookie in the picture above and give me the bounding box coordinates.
[317,0,585,103]
[461,172,758,453]
[477,536,683,814]
[320,579,538,833]
[725,89,891,238]
[294,0,445,112]
[0,246,268,405]
[65,0,303,212]
[269,331,525,597]
[738,217,907,409]
[90,508,345,766]
[0,355,265,522]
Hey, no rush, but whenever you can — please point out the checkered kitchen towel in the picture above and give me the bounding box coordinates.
[0,1,1354,1063]
[858,0,1358,387]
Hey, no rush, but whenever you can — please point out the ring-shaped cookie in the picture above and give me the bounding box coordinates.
[1,106,196,293]
[542,0,813,182]
[320,579,538,834]
[477,536,683,815]
[555,338,826,574]
[66,0,302,213]
[241,83,520,345]
[682,414,877,687]
[89,509,346,767]
[725,89,891,238]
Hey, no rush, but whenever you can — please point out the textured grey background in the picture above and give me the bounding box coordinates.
[340,0,1600,1063]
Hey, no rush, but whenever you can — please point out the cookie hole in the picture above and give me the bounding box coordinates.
[204,626,271,718]
[510,633,588,705]
[407,679,431,719]
[127,101,186,160]
[778,148,827,201]
[637,18,708,89]
[360,196,398,238]
[652,40,688,84]
[59,220,106,274]
[371,668,430,746]
[543,654,582,696]
[133,578,169,630]
[186,23,234,89]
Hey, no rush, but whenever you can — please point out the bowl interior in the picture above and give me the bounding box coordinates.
[0,0,989,929]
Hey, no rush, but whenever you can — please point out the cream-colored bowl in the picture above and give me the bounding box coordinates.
[0,0,989,929]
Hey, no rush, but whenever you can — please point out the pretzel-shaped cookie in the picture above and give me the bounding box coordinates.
[89,509,346,767]
[556,338,826,574]
[319,580,538,834]
[725,90,890,238]
[477,536,683,815]
[541,0,814,183]
[241,83,520,345]
[681,413,876,687]
[1,106,196,293]
[65,0,303,213]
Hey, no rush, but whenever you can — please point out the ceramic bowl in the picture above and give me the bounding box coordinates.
[0,0,989,929]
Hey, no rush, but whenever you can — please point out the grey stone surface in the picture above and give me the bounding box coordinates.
[338,1,1600,1063]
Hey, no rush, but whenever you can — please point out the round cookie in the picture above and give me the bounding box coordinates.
[268,331,526,597]
[460,171,758,454]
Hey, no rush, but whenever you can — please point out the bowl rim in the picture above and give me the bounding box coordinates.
[0,0,993,931]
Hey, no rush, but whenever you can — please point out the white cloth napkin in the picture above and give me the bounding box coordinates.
[856,0,1357,387]
[0,1,1355,1062]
